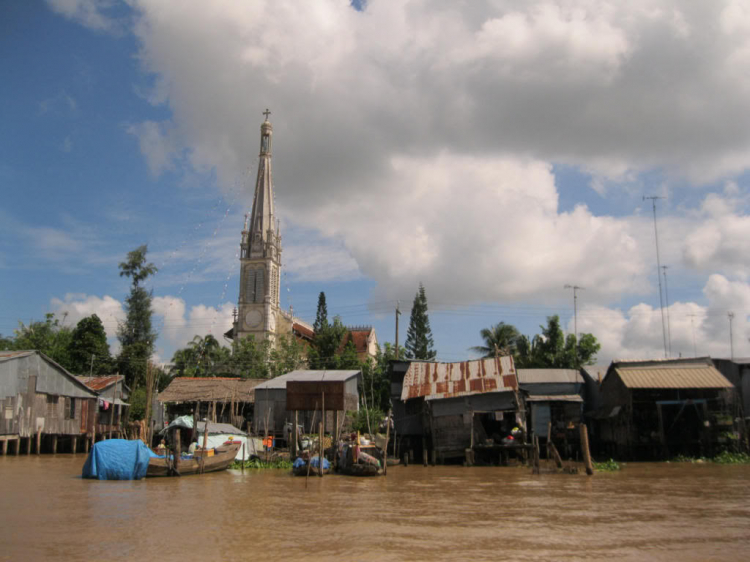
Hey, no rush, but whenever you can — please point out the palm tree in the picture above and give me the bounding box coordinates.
[470,322,521,357]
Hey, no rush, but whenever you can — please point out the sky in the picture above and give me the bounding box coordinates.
[3,0,750,367]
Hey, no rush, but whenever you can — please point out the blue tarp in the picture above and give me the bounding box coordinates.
[82,439,160,480]
[292,456,331,470]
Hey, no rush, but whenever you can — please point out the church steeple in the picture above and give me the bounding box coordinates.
[235,110,282,344]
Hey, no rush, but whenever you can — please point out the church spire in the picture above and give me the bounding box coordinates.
[242,109,280,261]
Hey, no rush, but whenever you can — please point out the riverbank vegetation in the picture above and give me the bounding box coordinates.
[593,458,621,471]
[672,452,750,465]
[230,458,293,470]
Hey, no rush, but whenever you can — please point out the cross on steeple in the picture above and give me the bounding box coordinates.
[263,108,271,121]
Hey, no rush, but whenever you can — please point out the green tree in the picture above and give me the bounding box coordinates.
[309,315,348,369]
[116,245,158,387]
[0,334,13,350]
[12,313,74,369]
[515,315,600,369]
[270,334,308,378]
[228,336,271,378]
[313,291,329,334]
[404,283,436,360]
[470,322,521,358]
[68,314,113,375]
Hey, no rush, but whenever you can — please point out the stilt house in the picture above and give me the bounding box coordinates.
[0,350,98,455]
[592,357,736,460]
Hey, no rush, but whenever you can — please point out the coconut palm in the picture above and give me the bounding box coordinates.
[470,322,521,357]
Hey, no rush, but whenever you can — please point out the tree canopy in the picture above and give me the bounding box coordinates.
[313,292,329,334]
[475,315,601,369]
[470,322,521,358]
[404,283,436,360]
[68,314,113,375]
[116,245,158,387]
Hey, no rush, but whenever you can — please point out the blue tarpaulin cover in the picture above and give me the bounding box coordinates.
[82,439,160,480]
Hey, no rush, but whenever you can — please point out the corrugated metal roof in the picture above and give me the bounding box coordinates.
[254,370,361,390]
[614,363,734,389]
[517,369,583,384]
[526,394,583,402]
[401,357,517,401]
[76,375,125,392]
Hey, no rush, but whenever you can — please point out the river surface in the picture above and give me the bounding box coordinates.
[1,455,749,561]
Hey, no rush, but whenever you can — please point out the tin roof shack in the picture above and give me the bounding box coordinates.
[253,370,361,442]
[580,365,609,414]
[398,357,524,465]
[711,358,750,422]
[76,375,130,437]
[518,369,584,458]
[389,360,426,463]
[0,351,98,455]
[594,358,736,460]
[158,377,265,431]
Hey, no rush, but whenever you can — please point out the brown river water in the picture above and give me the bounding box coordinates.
[1,455,749,562]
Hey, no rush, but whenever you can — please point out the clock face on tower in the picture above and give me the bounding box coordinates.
[268,312,276,332]
[245,310,262,329]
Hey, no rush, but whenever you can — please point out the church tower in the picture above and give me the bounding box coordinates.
[234,110,282,344]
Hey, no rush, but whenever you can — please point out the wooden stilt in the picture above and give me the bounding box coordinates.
[422,436,428,467]
[173,429,181,476]
[580,423,594,476]
[84,434,89,453]
[71,436,77,455]
[383,410,390,476]
[36,429,41,455]
[241,443,245,473]
[26,436,31,455]
[52,435,58,455]
[291,410,298,461]
[319,420,324,478]
[1,439,6,456]
[14,438,19,455]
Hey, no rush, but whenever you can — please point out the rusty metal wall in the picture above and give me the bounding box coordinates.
[401,357,517,401]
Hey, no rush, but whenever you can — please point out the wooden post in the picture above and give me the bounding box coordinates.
[319,421,324,478]
[549,440,564,469]
[200,419,209,475]
[241,442,245,473]
[383,409,391,476]
[422,436,428,467]
[580,423,594,476]
[71,436,77,455]
[36,429,42,455]
[332,409,337,470]
[14,437,19,456]
[291,410,298,460]
[174,429,181,476]
[2,439,7,456]
[84,435,89,453]
[193,401,200,445]
[52,435,58,455]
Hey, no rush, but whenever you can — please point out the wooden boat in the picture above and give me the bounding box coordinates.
[147,443,240,477]
[337,444,383,477]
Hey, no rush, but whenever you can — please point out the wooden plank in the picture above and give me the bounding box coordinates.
[52,435,58,455]
[286,381,346,411]
[71,436,77,455]
[36,429,41,455]
[1,439,7,456]
[580,423,594,476]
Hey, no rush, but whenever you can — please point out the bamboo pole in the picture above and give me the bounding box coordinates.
[384,409,391,476]
[319,420,324,478]
[174,429,181,476]
[200,419,209,475]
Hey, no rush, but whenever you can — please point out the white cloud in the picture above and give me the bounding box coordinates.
[125,120,181,177]
[46,0,120,33]
[574,274,750,363]
[49,293,125,339]
[152,296,235,358]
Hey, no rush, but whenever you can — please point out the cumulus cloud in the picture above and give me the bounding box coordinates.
[46,0,121,33]
[575,274,750,363]
[152,296,234,358]
[49,293,125,339]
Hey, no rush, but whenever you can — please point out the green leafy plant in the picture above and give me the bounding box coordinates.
[230,458,293,470]
[592,458,621,471]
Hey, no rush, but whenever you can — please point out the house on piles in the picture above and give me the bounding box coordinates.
[252,370,361,443]
[390,357,523,465]
[591,357,737,460]
[75,374,130,438]
[0,350,98,455]
[711,357,750,424]
[157,377,265,432]
[517,369,585,458]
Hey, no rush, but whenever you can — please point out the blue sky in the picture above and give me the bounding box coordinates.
[3,1,750,366]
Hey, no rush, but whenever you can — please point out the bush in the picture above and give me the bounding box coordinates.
[593,458,621,471]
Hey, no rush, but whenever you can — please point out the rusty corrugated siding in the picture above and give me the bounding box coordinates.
[615,365,733,389]
[400,357,517,401]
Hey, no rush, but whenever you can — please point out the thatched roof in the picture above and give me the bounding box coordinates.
[157,377,265,404]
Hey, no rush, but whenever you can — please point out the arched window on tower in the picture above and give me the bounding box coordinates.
[254,267,265,303]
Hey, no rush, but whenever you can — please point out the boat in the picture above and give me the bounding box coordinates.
[292,455,330,476]
[337,441,383,477]
[147,442,241,477]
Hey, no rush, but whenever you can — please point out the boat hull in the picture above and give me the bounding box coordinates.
[147,443,240,477]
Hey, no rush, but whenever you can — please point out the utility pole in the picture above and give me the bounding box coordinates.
[395,301,401,360]
[644,196,668,358]
[89,354,95,376]
[728,312,735,360]
[662,265,672,357]
[563,285,584,342]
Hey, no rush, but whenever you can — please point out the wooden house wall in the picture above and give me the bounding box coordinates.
[431,413,470,456]
[0,354,97,437]
[253,388,358,435]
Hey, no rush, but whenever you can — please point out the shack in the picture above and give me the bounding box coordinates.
[394,357,523,465]
[157,377,264,431]
[0,350,98,455]
[712,357,750,422]
[518,368,585,458]
[76,375,130,438]
[593,357,736,460]
[253,370,361,441]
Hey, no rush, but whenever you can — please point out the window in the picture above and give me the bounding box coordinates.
[46,395,58,404]
[65,398,76,420]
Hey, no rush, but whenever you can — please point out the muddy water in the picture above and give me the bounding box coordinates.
[1,456,749,561]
